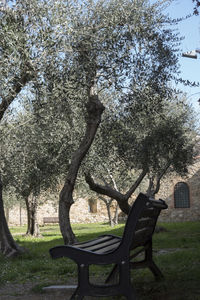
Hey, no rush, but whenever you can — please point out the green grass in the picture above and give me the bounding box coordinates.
[0,221,200,299]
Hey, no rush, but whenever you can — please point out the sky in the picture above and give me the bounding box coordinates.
[164,0,200,123]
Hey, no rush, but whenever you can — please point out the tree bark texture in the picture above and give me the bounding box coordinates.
[113,202,119,225]
[25,195,40,237]
[0,176,24,257]
[106,202,113,227]
[99,196,113,226]
[108,175,119,225]
[59,94,105,244]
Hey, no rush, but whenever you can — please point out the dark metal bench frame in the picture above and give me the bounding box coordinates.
[49,193,167,299]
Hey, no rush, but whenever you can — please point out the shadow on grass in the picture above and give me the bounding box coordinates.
[1,222,199,299]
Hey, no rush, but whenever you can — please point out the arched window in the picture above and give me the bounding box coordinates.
[174,182,190,208]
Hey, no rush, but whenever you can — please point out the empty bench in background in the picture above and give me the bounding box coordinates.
[43,217,59,225]
[49,193,168,300]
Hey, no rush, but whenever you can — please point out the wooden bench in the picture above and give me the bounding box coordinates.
[43,217,59,225]
[49,193,167,299]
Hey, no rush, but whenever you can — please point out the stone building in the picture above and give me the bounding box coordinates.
[157,156,200,222]
[6,157,200,226]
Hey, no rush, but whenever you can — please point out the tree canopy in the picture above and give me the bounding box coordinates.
[0,0,198,249]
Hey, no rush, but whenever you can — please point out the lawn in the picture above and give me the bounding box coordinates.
[0,221,200,299]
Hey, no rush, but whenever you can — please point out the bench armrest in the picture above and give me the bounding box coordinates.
[49,244,126,265]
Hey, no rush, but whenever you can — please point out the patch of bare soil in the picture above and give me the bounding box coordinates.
[0,282,75,300]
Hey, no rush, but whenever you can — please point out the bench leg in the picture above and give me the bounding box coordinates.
[123,286,137,300]
[70,264,90,300]
[105,262,137,299]
[119,261,138,300]
[105,264,118,284]
[145,241,164,281]
[149,261,164,281]
[71,261,137,299]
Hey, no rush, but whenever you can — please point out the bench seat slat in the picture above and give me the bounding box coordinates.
[75,236,121,253]
[74,235,116,248]
[84,238,121,252]
[94,240,121,254]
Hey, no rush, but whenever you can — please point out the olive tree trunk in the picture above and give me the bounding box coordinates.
[0,176,24,257]
[99,196,114,226]
[113,202,119,225]
[59,94,105,244]
[25,194,40,237]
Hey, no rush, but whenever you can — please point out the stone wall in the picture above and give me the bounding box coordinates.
[156,159,200,222]
[6,197,118,226]
[6,159,200,226]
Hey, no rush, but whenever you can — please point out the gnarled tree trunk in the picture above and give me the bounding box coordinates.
[25,194,40,237]
[59,94,105,244]
[0,176,24,257]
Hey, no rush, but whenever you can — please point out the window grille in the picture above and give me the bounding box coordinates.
[174,182,190,208]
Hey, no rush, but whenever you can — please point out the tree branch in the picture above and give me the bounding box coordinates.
[0,68,33,121]
[85,168,147,214]
[85,172,126,203]
[153,162,171,196]
[125,168,148,199]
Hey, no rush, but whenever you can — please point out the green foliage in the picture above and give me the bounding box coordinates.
[1,0,186,202]
[1,0,182,107]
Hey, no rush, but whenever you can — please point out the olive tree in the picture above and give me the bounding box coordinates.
[1,90,84,236]
[0,0,186,248]
[0,3,34,256]
[44,0,182,244]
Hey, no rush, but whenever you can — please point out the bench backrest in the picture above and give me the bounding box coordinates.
[121,193,167,251]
